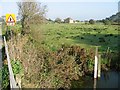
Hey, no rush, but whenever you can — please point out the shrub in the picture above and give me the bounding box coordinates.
[89,19,95,24]
[2,65,9,89]
[102,19,111,25]
[55,18,62,23]
[11,60,23,75]
[21,44,95,88]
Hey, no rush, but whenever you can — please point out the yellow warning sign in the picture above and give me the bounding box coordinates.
[6,14,16,26]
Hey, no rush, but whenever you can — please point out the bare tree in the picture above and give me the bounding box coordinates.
[17,1,47,34]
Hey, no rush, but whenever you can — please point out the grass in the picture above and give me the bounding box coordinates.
[6,23,119,53]
[31,23,119,53]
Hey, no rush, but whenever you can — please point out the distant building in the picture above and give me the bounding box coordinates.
[64,17,74,23]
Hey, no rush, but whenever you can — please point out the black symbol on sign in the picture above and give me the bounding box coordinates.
[10,18,11,21]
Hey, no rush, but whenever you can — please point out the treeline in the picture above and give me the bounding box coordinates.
[87,12,120,25]
[47,12,120,25]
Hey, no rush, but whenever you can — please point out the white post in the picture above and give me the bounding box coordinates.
[98,54,101,77]
[93,78,97,89]
[4,36,19,89]
[94,47,98,79]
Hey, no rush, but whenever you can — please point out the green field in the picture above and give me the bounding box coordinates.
[31,23,119,53]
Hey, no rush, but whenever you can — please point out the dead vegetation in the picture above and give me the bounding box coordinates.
[7,33,95,88]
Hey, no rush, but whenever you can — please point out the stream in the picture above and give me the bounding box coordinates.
[71,71,120,88]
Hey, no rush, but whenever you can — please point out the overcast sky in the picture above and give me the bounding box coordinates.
[0,0,119,20]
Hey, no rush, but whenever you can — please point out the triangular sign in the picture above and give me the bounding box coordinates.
[7,15,15,23]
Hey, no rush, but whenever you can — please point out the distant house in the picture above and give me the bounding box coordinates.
[64,17,74,23]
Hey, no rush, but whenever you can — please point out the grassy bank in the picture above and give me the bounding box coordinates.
[2,23,119,88]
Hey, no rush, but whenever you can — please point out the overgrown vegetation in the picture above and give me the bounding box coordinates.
[3,23,118,89]
[1,46,9,90]
[21,39,95,88]
[11,60,23,76]
[2,65,9,90]
[1,1,119,89]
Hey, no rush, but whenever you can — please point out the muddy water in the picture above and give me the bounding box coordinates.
[71,71,120,88]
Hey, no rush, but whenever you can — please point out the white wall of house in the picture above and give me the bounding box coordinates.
[64,18,74,23]
[69,19,74,23]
